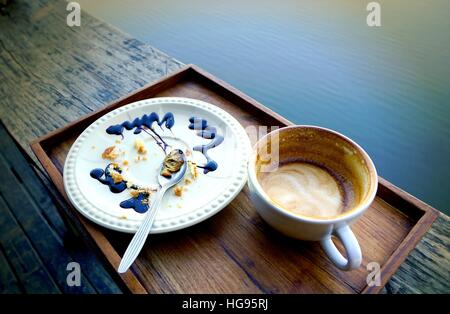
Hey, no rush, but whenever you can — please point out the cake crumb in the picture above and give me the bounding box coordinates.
[129,187,157,198]
[130,189,140,198]
[188,161,198,179]
[118,215,128,220]
[123,160,129,166]
[110,170,124,184]
[174,185,184,197]
[115,139,121,144]
[184,178,192,185]
[176,204,182,209]
[134,139,147,154]
[102,145,119,160]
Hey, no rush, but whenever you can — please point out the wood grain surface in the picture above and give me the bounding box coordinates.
[0,122,123,293]
[1,0,448,293]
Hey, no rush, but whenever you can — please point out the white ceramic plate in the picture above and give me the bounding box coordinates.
[63,97,251,233]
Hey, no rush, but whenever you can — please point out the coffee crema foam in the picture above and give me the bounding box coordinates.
[259,162,345,219]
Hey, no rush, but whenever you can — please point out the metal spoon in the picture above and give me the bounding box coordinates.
[118,150,187,273]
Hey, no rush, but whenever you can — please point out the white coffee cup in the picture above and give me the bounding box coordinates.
[247,125,378,270]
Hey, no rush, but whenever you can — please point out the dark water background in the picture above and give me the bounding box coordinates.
[79,0,450,213]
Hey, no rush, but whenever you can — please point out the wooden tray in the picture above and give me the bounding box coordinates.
[31,64,439,294]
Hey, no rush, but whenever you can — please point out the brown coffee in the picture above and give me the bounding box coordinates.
[259,162,345,219]
[254,126,376,220]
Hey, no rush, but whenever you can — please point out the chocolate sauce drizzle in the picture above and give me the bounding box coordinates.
[90,164,127,193]
[106,112,174,153]
[90,112,175,214]
[188,117,224,174]
[90,164,150,213]
[120,193,150,214]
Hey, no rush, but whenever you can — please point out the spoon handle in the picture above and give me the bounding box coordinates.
[118,186,166,273]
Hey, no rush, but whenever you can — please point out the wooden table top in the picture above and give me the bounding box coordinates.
[0,0,448,293]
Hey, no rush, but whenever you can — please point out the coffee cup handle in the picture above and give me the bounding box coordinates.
[320,225,362,270]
